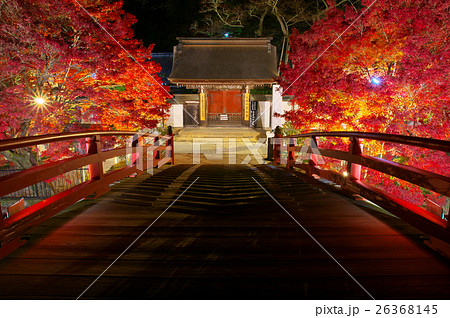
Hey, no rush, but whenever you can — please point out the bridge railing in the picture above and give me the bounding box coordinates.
[0,129,174,257]
[270,131,450,243]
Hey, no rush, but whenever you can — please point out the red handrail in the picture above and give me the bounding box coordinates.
[270,131,450,243]
[285,131,450,153]
[0,130,170,152]
[0,130,174,258]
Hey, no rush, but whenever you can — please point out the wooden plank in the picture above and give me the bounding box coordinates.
[0,166,139,250]
[0,275,364,299]
[0,154,98,197]
[353,180,449,239]
[353,154,449,196]
[0,258,354,278]
[292,164,450,240]
[12,234,438,261]
[0,131,174,260]
[0,130,159,152]
[0,237,26,259]
[296,148,450,196]
[0,164,449,300]
[287,131,450,153]
[7,198,25,216]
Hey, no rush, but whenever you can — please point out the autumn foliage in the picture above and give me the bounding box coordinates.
[0,0,170,140]
[279,0,449,210]
[279,0,448,138]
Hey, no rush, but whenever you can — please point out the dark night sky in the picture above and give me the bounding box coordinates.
[122,0,202,52]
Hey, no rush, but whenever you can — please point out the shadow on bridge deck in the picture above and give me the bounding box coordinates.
[0,164,449,299]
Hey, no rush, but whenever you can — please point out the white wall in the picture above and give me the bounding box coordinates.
[271,85,285,129]
[258,101,271,129]
[166,97,292,130]
[166,104,184,127]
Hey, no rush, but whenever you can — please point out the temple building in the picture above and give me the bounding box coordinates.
[164,37,291,129]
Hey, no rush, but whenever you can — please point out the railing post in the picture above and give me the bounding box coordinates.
[273,126,282,165]
[85,135,103,181]
[348,136,362,180]
[267,137,274,161]
[308,136,319,177]
[86,134,108,197]
[287,137,295,169]
[445,202,449,232]
[132,135,144,172]
[154,135,160,164]
[167,126,175,165]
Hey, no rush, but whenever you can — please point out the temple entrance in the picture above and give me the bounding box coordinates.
[207,90,242,126]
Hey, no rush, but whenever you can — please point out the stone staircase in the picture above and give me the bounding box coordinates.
[172,128,269,163]
[174,127,265,142]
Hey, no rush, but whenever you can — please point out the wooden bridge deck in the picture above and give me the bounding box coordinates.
[0,164,449,299]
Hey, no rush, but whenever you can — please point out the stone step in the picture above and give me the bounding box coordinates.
[173,128,270,157]
[173,141,269,157]
[174,127,267,142]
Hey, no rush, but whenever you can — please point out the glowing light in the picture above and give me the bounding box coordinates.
[371,77,381,85]
[30,94,49,113]
[224,33,229,38]
[34,97,46,105]
[343,171,349,177]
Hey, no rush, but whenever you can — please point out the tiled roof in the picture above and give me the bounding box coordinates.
[168,38,277,85]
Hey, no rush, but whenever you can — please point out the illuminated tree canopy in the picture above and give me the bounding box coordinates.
[279,0,449,139]
[278,0,449,209]
[0,0,170,140]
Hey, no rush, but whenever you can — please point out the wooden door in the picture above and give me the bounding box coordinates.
[208,91,225,114]
[208,90,242,126]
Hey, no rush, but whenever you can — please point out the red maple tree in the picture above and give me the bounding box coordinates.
[278,0,449,210]
[0,0,170,168]
[0,0,169,139]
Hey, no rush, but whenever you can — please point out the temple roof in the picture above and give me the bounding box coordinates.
[168,38,277,87]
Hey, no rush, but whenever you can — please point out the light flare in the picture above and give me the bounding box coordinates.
[371,77,382,85]
[30,93,49,113]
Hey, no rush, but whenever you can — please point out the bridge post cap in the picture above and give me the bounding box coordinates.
[274,126,283,137]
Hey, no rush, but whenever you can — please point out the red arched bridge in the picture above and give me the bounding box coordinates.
[0,130,449,299]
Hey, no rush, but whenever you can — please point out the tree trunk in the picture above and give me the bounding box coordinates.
[283,37,290,64]
[272,7,290,64]
[273,11,290,41]
[2,149,35,170]
[254,8,268,37]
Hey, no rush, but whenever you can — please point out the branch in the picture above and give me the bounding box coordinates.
[200,0,244,27]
